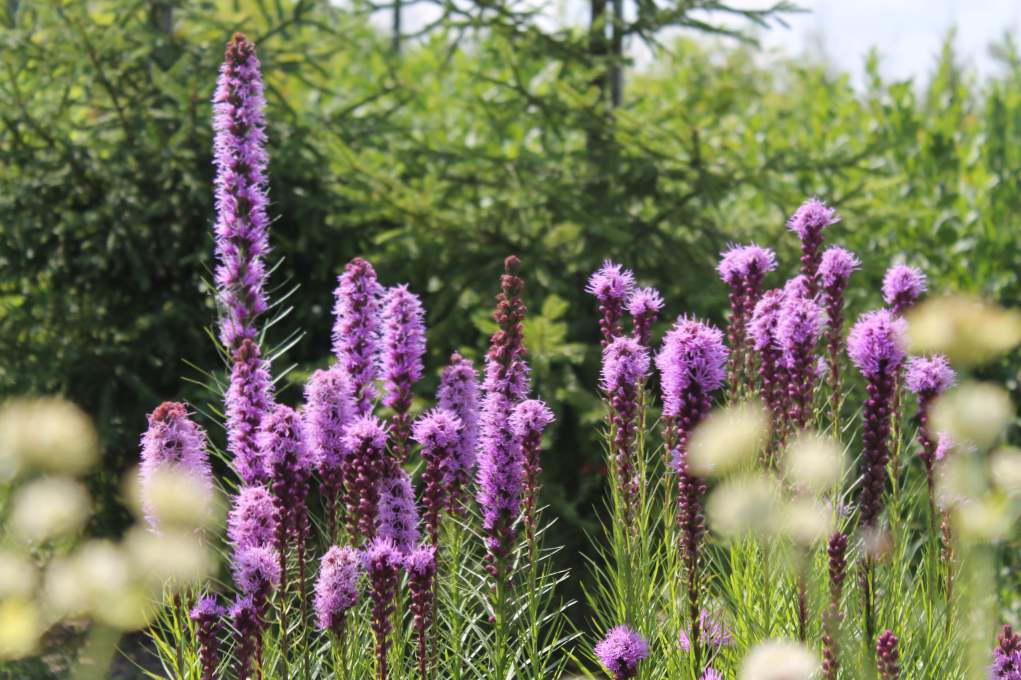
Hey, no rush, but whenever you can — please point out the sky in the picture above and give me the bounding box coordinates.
[375,0,1021,83]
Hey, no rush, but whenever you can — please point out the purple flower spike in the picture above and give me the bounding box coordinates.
[342,416,389,543]
[381,285,427,463]
[594,625,649,680]
[304,365,355,537]
[363,537,404,680]
[260,404,314,545]
[229,596,259,680]
[882,264,927,316]
[314,546,362,635]
[991,625,1021,680]
[819,246,861,422]
[600,336,650,527]
[406,545,438,680]
[627,287,665,347]
[906,354,956,497]
[227,485,278,550]
[787,198,839,296]
[587,260,637,346]
[876,630,901,680]
[226,338,274,485]
[413,408,463,544]
[701,671,723,680]
[777,293,825,431]
[822,531,848,680]
[139,401,214,532]
[678,610,733,652]
[376,468,421,555]
[190,596,224,680]
[511,398,555,543]
[437,353,480,510]
[332,257,383,416]
[232,544,280,612]
[718,244,777,394]
[748,288,787,454]
[848,310,907,528]
[213,34,270,352]
[819,246,861,291]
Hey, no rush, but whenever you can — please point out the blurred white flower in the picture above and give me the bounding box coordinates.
[707,473,781,539]
[9,477,90,543]
[907,295,1021,367]
[783,433,845,493]
[740,639,819,680]
[932,382,1014,451]
[688,400,768,478]
[0,551,36,599]
[0,398,98,478]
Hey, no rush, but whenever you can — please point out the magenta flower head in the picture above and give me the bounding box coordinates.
[413,408,463,543]
[342,415,389,542]
[304,365,355,535]
[677,609,734,652]
[314,546,362,635]
[991,625,1021,680]
[594,625,650,680]
[777,293,825,430]
[847,310,908,379]
[213,33,270,352]
[717,243,778,289]
[190,596,224,680]
[700,670,723,680]
[747,289,787,456]
[627,286,664,347]
[601,336,650,524]
[226,338,274,485]
[819,246,861,292]
[376,468,421,554]
[381,284,427,461]
[363,537,404,680]
[882,264,927,316]
[227,485,278,550]
[139,401,214,532]
[259,404,314,542]
[718,244,777,392]
[229,596,259,680]
[819,246,861,421]
[332,257,383,416]
[876,629,901,680]
[232,544,280,610]
[406,544,438,679]
[906,355,955,398]
[934,432,954,462]
[511,398,555,540]
[437,353,480,491]
[587,260,637,346]
[656,316,728,423]
[787,198,839,295]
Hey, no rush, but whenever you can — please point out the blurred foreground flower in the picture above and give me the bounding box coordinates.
[932,382,1014,452]
[688,400,768,477]
[707,473,781,539]
[907,295,1021,367]
[9,477,90,543]
[0,398,98,478]
[783,433,845,493]
[739,639,819,680]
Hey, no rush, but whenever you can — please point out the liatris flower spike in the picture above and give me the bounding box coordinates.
[138,401,214,532]
[229,596,260,680]
[594,625,649,680]
[342,416,389,542]
[876,630,901,680]
[749,289,787,456]
[232,544,281,609]
[376,468,421,554]
[678,609,734,652]
[600,336,650,526]
[587,260,636,346]
[718,244,777,391]
[628,286,664,347]
[213,33,270,352]
[818,246,861,420]
[381,284,427,463]
[787,198,839,296]
[314,546,362,635]
[511,398,555,544]
[776,292,824,432]
[226,338,274,484]
[991,624,1021,680]
[437,353,480,510]
[822,531,848,680]
[190,596,224,680]
[364,537,404,680]
[333,257,384,416]
[905,354,955,489]
[304,365,356,538]
[260,404,314,544]
[227,485,278,550]
[413,408,463,544]
[882,264,927,316]
[406,544,438,680]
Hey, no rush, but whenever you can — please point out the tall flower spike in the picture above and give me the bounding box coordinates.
[882,264,927,316]
[776,292,825,432]
[190,596,224,680]
[876,630,901,680]
[381,285,426,463]
[587,260,636,347]
[748,289,787,461]
[314,546,362,635]
[232,544,281,613]
[227,485,278,550]
[226,338,274,484]
[406,545,438,680]
[229,596,259,680]
[260,404,314,543]
[476,256,530,587]
[819,247,861,424]
[787,198,839,297]
[412,408,463,544]
[594,625,649,680]
[363,537,404,680]
[304,365,356,538]
[332,257,384,416]
[822,531,848,680]
[213,33,270,352]
[717,244,778,393]
[436,354,479,512]
[138,401,214,532]
[342,416,389,543]
[906,354,956,497]
[991,625,1021,680]
[510,399,555,545]
[376,468,421,554]
[848,310,907,528]
[627,286,664,347]
[600,336,650,529]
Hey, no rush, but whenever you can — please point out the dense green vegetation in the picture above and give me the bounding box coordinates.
[1,0,1018,552]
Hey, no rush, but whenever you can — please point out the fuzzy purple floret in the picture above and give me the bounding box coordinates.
[227,485,278,550]
[190,595,223,680]
[882,264,927,316]
[304,365,355,535]
[213,34,270,352]
[413,408,463,544]
[406,544,437,679]
[376,468,421,554]
[229,596,259,680]
[260,404,314,543]
[991,625,1021,680]
[381,284,426,461]
[232,544,280,608]
[700,670,723,680]
[627,287,664,347]
[587,260,637,346]
[677,610,734,652]
[656,317,728,420]
[363,537,404,680]
[139,401,214,532]
[905,355,955,397]
[437,353,480,491]
[847,310,908,379]
[342,416,389,543]
[332,257,383,416]
[718,244,777,391]
[226,339,274,484]
[787,198,839,296]
[601,336,650,524]
[717,243,777,287]
[819,246,861,290]
[594,625,650,680]
[314,546,362,634]
[777,293,825,430]
[511,398,555,539]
